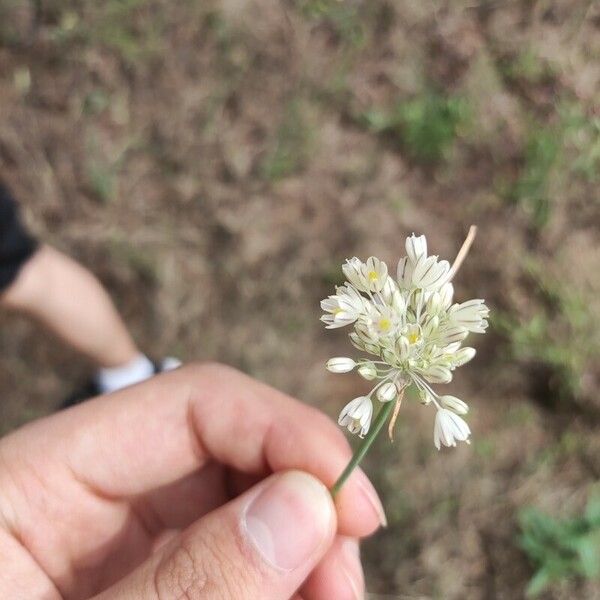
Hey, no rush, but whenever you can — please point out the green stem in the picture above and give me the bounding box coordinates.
[330,400,395,498]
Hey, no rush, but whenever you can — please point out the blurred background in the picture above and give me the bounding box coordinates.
[0,0,599,598]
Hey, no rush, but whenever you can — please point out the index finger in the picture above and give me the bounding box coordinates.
[1,363,385,537]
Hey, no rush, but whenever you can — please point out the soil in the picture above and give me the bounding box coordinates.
[1,1,599,598]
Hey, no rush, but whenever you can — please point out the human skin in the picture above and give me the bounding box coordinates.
[0,363,385,599]
[0,245,139,368]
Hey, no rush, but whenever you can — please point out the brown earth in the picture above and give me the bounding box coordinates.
[1,1,599,598]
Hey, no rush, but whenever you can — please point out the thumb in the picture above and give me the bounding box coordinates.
[97,471,337,600]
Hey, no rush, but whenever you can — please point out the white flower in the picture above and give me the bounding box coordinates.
[323,231,487,448]
[448,347,476,369]
[411,255,450,291]
[448,299,489,333]
[401,234,450,292]
[341,257,389,293]
[434,408,471,450]
[436,325,469,345]
[366,305,400,339]
[360,256,388,292]
[326,357,356,373]
[377,382,398,402]
[440,395,469,415]
[402,323,422,346]
[320,285,364,328]
[342,257,364,290]
[339,396,373,438]
[406,234,428,263]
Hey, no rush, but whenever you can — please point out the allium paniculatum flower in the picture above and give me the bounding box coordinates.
[322,232,488,449]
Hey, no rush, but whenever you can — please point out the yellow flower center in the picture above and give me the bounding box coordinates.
[378,318,392,332]
[408,331,421,344]
[368,270,379,281]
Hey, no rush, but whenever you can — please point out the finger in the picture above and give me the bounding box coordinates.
[302,536,364,600]
[192,368,387,535]
[135,462,228,532]
[3,363,384,537]
[96,471,336,600]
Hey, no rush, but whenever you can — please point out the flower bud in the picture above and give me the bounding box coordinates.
[418,388,433,405]
[412,289,424,310]
[426,291,441,314]
[439,282,454,309]
[390,289,406,313]
[349,332,365,351]
[396,336,410,360]
[382,348,397,366]
[423,315,440,336]
[326,357,356,374]
[453,347,476,367]
[381,277,397,303]
[357,362,378,380]
[365,343,380,355]
[342,257,365,291]
[423,364,452,384]
[377,382,397,402]
[406,233,427,263]
[440,395,469,415]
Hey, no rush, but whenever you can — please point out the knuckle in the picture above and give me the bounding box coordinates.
[184,361,239,387]
[154,529,252,600]
[154,539,208,600]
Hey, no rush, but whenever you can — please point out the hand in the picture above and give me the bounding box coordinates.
[0,363,386,599]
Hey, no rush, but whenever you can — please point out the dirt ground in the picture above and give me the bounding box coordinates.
[1,1,599,598]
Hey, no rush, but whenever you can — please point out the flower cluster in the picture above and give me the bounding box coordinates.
[322,233,489,449]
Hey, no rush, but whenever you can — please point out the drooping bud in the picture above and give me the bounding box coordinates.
[418,388,433,405]
[453,347,476,367]
[440,395,469,415]
[377,382,398,402]
[423,364,452,384]
[396,336,410,360]
[326,357,356,374]
[357,362,378,380]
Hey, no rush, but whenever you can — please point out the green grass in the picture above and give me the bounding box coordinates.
[84,132,140,202]
[87,161,116,202]
[493,261,599,404]
[260,98,313,181]
[506,125,560,228]
[519,487,600,596]
[506,102,598,228]
[295,0,364,47]
[501,48,555,85]
[561,103,600,183]
[48,0,164,65]
[361,92,469,164]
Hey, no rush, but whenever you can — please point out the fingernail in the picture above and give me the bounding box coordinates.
[356,470,387,528]
[340,539,364,600]
[243,471,334,571]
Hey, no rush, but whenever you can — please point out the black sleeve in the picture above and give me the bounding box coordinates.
[0,184,38,292]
